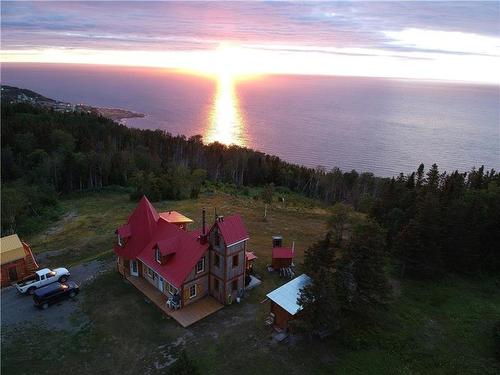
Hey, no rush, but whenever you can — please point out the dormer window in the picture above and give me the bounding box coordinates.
[155,247,162,264]
[196,257,205,273]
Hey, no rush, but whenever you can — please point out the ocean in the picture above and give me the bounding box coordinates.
[2,63,498,177]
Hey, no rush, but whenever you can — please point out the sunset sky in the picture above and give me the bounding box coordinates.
[1,1,499,84]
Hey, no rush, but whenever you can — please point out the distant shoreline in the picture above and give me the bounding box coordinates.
[0,85,145,123]
[81,105,145,122]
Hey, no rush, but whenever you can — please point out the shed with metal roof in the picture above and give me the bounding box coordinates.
[266,274,311,330]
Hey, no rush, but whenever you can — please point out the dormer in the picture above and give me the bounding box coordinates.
[116,224,131,247]
[154,238,178,264]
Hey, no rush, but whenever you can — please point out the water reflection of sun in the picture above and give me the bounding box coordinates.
[206,71,246,146]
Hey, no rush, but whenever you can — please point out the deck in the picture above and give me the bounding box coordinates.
[126,275,223,327]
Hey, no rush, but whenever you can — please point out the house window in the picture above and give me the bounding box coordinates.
[196,257,205,273]
[147,267,154,278]
[215,232,220,246]
[117,234,123,247]
[155,248,161,264]
[214,254,220,268]
[167,283,177,295]
[232,280,238,291]
[232,255,239,268]
[189,284,196,298]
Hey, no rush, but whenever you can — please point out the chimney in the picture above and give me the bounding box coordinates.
[202,208,206,235]
[292,241,295,254]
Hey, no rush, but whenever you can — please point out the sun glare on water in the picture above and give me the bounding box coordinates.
[205,44,251,146]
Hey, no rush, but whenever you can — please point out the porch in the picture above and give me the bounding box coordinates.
[126,275,223,327]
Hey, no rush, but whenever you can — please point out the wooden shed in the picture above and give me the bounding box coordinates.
[271,247,294,269]
[266,274,311,330]
[0,234,39,287]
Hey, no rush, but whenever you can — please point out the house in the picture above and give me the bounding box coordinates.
[266,274,311,330]
[271,236,294,269]
[0,234,39,287]
[114,196,250,325]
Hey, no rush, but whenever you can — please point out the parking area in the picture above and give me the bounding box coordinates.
[1,260,113,331]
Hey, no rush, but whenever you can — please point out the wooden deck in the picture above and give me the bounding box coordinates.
[126,275,223,327]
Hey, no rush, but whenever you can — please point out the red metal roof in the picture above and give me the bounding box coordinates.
[114,196,208,288]
[117,223,131,238]
[137,220,208,288]
[114,196,160,260]
[213,215,249,246]
[272,247,294,259]
[245,251,257,261]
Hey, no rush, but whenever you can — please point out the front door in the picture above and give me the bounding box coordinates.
[130,260,138,276]
[8,266,18,282]
[158,277,164,293]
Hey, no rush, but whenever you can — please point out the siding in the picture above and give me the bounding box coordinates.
[225,251,245,280]
[225,275,244,303]
[227,241,246,255]
[184,251,209,283]
[271,301,292,330]
[182,274,209,306]
[209,249,224,280]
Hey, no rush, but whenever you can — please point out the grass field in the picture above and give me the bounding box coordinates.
[2,191,499,374]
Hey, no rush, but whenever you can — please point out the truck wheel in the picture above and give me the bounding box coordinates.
[27,287,36,295]
[42,303,49,310]
[59,276,68,283]
[69,291,76,298]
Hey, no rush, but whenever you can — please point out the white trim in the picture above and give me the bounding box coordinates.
[158,277,164,293]
[226,238,249,247]
[189,284,197,298]
[155,248,161,264]
[196,257,205,273]
[130,260,138,276]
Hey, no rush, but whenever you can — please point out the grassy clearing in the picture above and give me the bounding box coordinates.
[2,191,499,374]
[27,189,330,270]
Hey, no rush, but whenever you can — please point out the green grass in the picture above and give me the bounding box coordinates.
[2,191,499,374]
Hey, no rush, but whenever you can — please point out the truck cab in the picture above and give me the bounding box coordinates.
[15,267,70,294]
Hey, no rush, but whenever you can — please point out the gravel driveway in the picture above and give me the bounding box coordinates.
[1,260,113,331]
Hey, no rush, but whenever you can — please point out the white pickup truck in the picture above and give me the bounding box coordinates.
[15,268,70,294]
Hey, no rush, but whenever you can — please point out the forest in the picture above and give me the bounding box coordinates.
[2,102,499,277]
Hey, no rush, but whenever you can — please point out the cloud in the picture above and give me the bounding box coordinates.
[1,1,499,83]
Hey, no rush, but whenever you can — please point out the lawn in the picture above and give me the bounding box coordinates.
[2,191,499,374]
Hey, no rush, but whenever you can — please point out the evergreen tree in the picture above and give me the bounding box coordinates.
[327,203,354,245]
[336,219,390,319]
[298,233,339,331]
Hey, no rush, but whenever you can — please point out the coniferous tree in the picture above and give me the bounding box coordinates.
[336,219,390,319]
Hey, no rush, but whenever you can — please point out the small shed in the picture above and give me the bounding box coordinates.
[266,274,311,330]
[272,246,294,269]
[0,234,39,287]
[245,251,257,272]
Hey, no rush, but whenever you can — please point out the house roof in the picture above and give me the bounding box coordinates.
[245,251,257,261]
[214,215,249,246]
[114,196,208,288]
[137,220,208,288]
[272,247,294,259]
[114,196,160,260]
[266,274,312,315]
[159,211,194,224]
[117,223,131,238]
[0,234,26,265]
